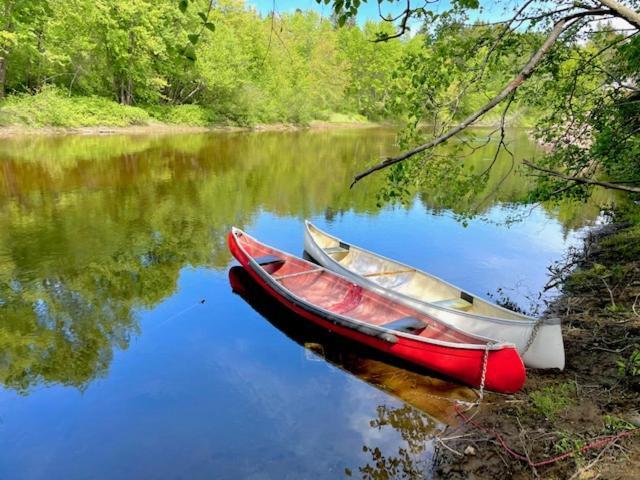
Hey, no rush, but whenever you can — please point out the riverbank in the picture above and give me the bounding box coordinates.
[0,88,381,137]
[435,220,640,479]
[0,119,381,139]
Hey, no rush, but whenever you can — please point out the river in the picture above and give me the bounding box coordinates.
[0,127,607,479]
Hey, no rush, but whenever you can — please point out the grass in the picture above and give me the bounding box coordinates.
[0,88,380,129]
[0,87,150,128]
[324,112,370,123]
[144,104,218,127]
[529,382,576,420]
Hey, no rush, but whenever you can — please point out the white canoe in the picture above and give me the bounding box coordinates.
[303,221,564,370]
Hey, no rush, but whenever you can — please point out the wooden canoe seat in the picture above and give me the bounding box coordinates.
[324,246,349,255]
[381,316,428,334]
[432,298,473,312]
[253,255,285,266]
[363,268,414,278]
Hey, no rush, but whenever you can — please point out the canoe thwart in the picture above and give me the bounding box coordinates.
[274,268,322,281]
[380,316,428,334]
[460,291,474,304]
[432,298,473,312]
[253,255,285,266]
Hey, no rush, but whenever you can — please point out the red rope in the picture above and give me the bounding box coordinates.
[454,404,639,468]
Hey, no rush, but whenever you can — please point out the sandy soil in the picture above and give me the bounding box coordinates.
[0,120,380,138]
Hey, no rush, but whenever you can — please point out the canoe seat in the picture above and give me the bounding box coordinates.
[324,246,349,255]
[253,255,285,266]
[381,316,428,334]
[432,298,473,312]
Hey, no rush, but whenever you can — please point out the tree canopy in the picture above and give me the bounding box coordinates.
[311,0,639,208]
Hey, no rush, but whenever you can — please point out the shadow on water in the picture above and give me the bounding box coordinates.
[228,265,476,426]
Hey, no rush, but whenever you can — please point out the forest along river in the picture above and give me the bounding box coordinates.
[0,128,611,479]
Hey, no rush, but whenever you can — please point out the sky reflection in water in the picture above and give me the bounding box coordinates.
[0,129,599,478]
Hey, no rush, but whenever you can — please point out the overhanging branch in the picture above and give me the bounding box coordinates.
[597,0,640,28]
[350,9,617,188]
[523,160,640,194]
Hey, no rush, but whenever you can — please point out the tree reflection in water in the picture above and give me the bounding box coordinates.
[229,265,476,480]
[0,130,605,396]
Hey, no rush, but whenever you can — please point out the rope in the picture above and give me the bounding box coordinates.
[477,344,489,403]
[522,318,544,354]
[148,299,205,332]
[454,404,640,468]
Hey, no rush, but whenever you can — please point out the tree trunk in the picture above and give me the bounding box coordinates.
[0,56,5,99]
[118,78,133,105]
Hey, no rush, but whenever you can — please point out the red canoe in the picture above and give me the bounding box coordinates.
[228,228,526,393]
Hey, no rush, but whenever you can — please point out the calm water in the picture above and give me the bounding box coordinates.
[0,128,603,479]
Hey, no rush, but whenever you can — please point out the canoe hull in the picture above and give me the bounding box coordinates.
[229,230,525,393]
[303,221,565,370]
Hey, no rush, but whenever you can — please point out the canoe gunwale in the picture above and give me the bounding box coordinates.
[304,220,561,327]
[231,227,513,352]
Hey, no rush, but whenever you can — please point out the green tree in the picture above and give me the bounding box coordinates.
[316,0,640,209]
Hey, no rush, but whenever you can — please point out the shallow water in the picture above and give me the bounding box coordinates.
[0,128,601,479]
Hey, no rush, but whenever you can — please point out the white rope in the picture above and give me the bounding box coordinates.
[522,318,544,354]
[477,344,489,403]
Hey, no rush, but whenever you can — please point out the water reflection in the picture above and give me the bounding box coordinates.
[0,128,611,478]
[228,266,475,425]
[230,265,463,479]
[0,129,608,395]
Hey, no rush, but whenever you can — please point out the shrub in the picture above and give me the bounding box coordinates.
[146,104,217,126]
[0,86,150,127]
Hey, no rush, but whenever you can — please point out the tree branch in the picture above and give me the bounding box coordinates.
[522,160,640,193]
[350,13,590,188]
[374,0,413,42]
[597,0,640,28]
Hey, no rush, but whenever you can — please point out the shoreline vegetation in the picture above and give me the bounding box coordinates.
[0,87,381,137]
[0,88,533,138]
[0,1,541,140]
[435,220,640,479]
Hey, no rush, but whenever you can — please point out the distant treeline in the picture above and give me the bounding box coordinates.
[0,0,545,127]
[0,0,398,125]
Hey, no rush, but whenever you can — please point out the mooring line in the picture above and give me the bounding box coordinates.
[148,298,206,332]
[454,404,640,468]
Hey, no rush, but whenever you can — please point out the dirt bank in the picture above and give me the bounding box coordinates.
[434,222,640,479]
[0,120,381,138]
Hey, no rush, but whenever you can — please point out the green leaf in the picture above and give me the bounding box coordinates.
[178,0,188,14]
[183,44,197,61]
[188,33,200,45]
[204,22,215,32]
[198,12,207,22]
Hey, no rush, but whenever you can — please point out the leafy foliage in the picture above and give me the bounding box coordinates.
[617,348,640,379]
[313,0,640,215]
[1,0,426,126]
[0,86,150,126]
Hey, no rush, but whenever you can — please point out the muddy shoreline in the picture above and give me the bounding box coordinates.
[434,222,640,479]
[0,120,381,138]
